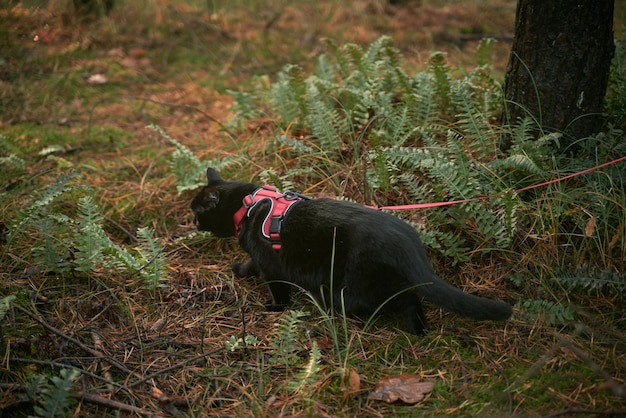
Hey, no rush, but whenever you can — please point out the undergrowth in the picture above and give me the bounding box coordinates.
[200,36,626,279]
[1,16,625,415]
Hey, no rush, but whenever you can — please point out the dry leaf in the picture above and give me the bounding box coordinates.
[368,374,434,404]
[87,74,108,84]
[151,386,166,401]
[342,368,362,403]
[349,369,361,393]
[584,216,596,237]
[608,230,622,249]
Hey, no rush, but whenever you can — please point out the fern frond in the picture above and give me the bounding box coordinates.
[522,299,576,326]
[0,295,16,321]
[429,52,451,112]
[555,265,626,296]
[450,80,497,159]
[73,196,108,272]
[305,82,350,154]
[31,217,72,274]
[33,368,80,418]
[11,171,76,238]
[412,221,470,264]
[102,241,142,274]
[287,340,321,395]
[136,226,169,290]
[225,89,262,130]
[270,64,308,126]
[270,310,308,368]
[149,124,206,194]
[0,154,26,171]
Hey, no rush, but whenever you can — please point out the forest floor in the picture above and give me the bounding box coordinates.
[1,1,626,417]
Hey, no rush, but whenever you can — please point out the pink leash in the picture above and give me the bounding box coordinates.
[378,155,626,211]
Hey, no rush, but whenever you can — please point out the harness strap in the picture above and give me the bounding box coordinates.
[233,186,309,251]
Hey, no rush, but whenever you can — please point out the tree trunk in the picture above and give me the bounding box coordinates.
[500,0,615,151]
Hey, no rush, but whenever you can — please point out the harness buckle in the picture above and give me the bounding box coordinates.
[283,191,311,201]
[269,216,282,234]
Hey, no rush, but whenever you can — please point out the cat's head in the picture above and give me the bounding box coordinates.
[191,168,230,236]
[191,168,254,237]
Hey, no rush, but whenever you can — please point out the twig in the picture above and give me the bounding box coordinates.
[0,383,152,415]
[543,409,626,418]
[553,332,626,398]
[14,305,142,380]
[9,358,127,391]
[128,347,223,388]
[87,95,237,141]
[77,392,153,415]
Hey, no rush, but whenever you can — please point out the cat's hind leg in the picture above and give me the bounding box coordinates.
[265,280,292,310]
[399,296,428,335]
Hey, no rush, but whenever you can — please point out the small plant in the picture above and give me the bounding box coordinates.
[135,226,170,290]
[267,309,323,397]
[151,124,246,195]
[26,368,81,418]
[225,334,261,352]
[287,340,321,395]
[7,173,171,291]
[269,309,309,369]
[555,264,626,297]
[521,299,576,326]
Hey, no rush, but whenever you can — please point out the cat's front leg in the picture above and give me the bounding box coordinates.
[232,259,260,278]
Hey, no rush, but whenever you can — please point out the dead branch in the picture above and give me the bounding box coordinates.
[14,305,142,381]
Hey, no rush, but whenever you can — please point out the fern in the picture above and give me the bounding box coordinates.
[429,52,452,112]
[148,124,205,194]
[136,226,169,290]
[0,153,26,171]
[31,368,80,418]
[521,299,576,326]
[449,79,497,159]
[151,124,247,194]
[226,89,262,130]
[73,196,108,272]
[10,171,76,240]
[102,241,142,275]
[270,310,308,368]
[269,64,308,127]
[0,295,15,321]
[305,81,350,155]
[287,340,321,395]
[31,216,72,274]
[555,265,626,296]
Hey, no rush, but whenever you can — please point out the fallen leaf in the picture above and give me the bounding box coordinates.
[608,229,622,249]
[151,386,166,401]
[349,369,361,394]
[87,74,107,84]
[584,216,596,237]
[342,368,362,402]
[367,374,434,404]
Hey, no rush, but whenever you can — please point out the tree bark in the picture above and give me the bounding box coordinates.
[500,0,615,151]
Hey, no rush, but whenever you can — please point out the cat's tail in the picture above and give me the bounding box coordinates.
[417,275,513,321]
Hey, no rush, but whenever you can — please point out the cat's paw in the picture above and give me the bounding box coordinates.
[265,302,288,312]
[232,259,260,278]
[231,262,249,278]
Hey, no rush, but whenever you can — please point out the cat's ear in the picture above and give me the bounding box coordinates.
[206,168,223,185]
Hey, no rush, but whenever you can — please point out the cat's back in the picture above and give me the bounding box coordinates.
[285,197,415,237]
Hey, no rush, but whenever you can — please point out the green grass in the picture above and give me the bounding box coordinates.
[1,1,625,416]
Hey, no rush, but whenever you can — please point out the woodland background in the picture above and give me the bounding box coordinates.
[1,0,626,416]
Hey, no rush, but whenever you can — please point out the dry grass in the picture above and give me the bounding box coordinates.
[1,0,625,417]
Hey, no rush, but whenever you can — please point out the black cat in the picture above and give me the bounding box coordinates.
[191,168,513,335]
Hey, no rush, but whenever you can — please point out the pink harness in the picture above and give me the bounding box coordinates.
[232,186,309,251]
